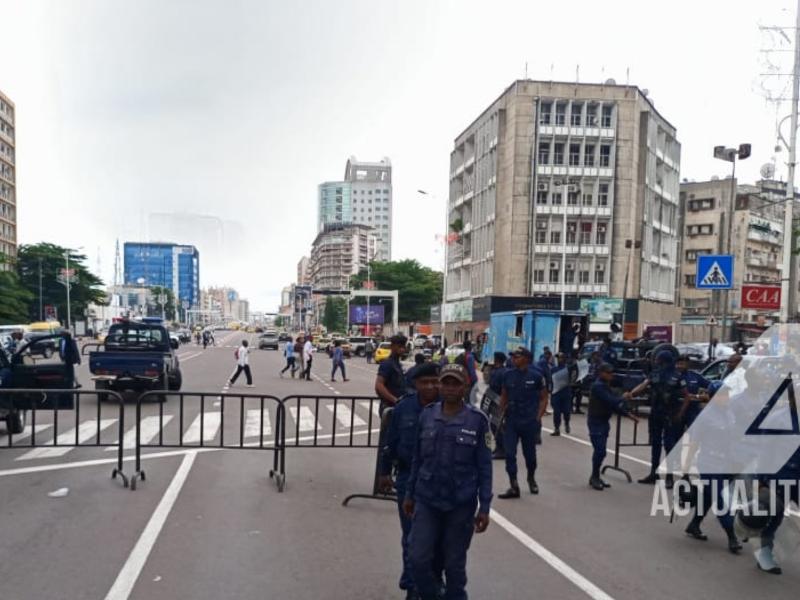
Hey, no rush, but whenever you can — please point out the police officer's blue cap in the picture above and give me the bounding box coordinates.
[413,362,440,380]
[512,346,533,360]
[439,363,468,384]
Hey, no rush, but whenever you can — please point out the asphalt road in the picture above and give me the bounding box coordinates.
[1,333,799,599]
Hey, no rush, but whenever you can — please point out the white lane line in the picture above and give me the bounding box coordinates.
[358,400,381,422]
[541,425,650,467]
[490,509,615,600]
[17,419,117,460]
[182,412,221,444]
[106,416,174,452]
[0,424,52,445]
[288,406,322,432]
[244,409,272,438]
[178,352,203,362]
[325,403,366,428]
[104,451,197,600]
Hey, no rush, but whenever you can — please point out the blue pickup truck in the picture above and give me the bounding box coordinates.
[89,320,182,401]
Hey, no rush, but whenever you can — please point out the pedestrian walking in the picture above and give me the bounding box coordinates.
[405,364,492,600]
[379,362,442,599]
[295,335,305,375]
[302,335,314,381]
[365,338,375,363]
[331,339,348,382]
[498,347,547,498]
[280,337,297,378]
[229,339,253,387]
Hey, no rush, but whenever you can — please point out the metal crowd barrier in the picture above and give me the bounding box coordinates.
[131,391,285,492]
[602,397,651,482]
[0,388,129,487]
[342,406,395,506]
[281,394,384,448]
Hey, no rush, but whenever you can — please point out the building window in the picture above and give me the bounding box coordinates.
[688,198,715,211]
[687,224,714,236]
[553,143,564,165]
[550,267,560,283]
[555,103,566,125]
[537,190,548,204]
[538,142,550,165]
[568,191,579,205]
[539,103,552,125]
[601,105,613,128]
[533,269,545,283]
[684,274,695,286]
[600,145,611,167]
[586,105,598,127]
[584,145,595,167]
[552,192,563,205]
[535,230,547,243]
[570,103,583,126]
[579,270,590,284]
[598,183,609,206]
[580,223,593,244]
[566,222,577,243]
[582,193,593,206]
[595,265,606,284]
[565,267,575,283]
[686,249,711,261]
[550,231,561,244]
[569,144,581,166]
[596,223,607,245]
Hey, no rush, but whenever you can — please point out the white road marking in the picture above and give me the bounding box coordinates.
[490,509,615,600]
[244,409,272,438]
[17,419,117,460]
[182,412,221,444]
[106,416,174,452]
[325,403,366,428]
[178,352,203,362]
[104,451,197,600]
[357,400,381,422]
[0,424,52,446]
[541,425,650,467]
[288,406,322,431]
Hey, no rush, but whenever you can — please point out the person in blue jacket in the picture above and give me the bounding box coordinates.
[379,362,441,599]
[587,363,638,490]
[675,354,709,429]
[405,364,492,600]
[549,352,572,436]
[487,352,507,459]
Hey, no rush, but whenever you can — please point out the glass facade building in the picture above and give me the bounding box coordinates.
[123,242,200,307]
[318,181,353,227]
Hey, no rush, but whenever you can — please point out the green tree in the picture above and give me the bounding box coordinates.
[350,259,442,323]
[16,243,106,324]
[322,296,347,332]
[274,316,285,328]
[0,254,33,324]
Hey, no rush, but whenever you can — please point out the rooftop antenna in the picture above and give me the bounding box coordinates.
[626,67,630,85]
[524,61,528,79]
[576,64,580,83]
[550,63,554,82]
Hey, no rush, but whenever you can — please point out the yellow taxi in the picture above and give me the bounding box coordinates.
[374,342,392,363]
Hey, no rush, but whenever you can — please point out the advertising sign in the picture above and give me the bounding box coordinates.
[741,285,781,311]
[443,300,473,323]
[349,305,385,325]
[579,298,623,323]
[644,325,673,343]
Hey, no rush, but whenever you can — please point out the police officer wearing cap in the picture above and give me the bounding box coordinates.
[405,363,492,600]
[498,346,547,498]
[376,334,409,414]
[380,362,442,599]
[587,363,638,490]
[626,351,688,487]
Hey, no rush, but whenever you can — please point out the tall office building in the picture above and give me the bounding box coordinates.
[0,90,16,270]
[123,242,200,308]
[308,223,377,290]
[441,79,681,340]
[317,156,392,262]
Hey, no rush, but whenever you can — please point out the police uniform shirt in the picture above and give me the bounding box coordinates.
[502,366,545,422]
[648,368,687,417]
[683,371,710,398]
[488,366,506,396]
[379,393,430,481]
[406,402,493,513]
[588,380,629,421]
[378,356,406,399]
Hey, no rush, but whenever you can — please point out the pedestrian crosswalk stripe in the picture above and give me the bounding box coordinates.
[0,424,52,446]
[17,419,117,460]
[182,412,221,444]
[244,409,272,437]
[357,401,381,422]
[700,261,729,286]
[288,406,322,431]
[325,403,366,428]
[106,416,174,451]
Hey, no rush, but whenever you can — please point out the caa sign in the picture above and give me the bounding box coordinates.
[741,285,781,310]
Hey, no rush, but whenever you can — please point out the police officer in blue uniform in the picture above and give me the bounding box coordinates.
[498,347,547,498]
[375,334,408,413]
[587,363,638,490]
[626,351,688,487]
[380,362,442,599]
[487,352,507,459]
[405,364,492,600]
[549,352,572,436]
[675,354,709,429]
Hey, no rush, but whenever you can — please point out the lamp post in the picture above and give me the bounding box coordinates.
[63,246,83,333]
[418,189,447,344]
[713,144,751,340]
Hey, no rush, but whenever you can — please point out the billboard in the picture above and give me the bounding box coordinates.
[741,285,781,310]
[349,305,385,325]
[579,298,623,323]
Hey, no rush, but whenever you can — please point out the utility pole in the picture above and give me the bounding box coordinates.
[780,0,800,323]
[38,257,43,321]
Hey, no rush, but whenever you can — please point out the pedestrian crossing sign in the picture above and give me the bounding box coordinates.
[696,255,733,289]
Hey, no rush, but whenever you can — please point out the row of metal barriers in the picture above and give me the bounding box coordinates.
[0,389,388,493]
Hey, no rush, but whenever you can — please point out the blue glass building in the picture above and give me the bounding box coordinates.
[123,242,200,307]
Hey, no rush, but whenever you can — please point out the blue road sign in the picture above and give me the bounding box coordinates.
[696,255,734,289]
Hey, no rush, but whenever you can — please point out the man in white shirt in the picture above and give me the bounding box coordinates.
[229,339,253,387]
[302,336,314,381]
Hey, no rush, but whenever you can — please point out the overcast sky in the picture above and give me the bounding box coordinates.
[1,0,797,311]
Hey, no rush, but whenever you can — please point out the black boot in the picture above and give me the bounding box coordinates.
[685,517,708,541]
[498,480,521,499]
[550,428,561,437]
[600,478,611,488]
[589,476,605,491]
[725,528,742,554]
[527,473,539,495]
[638,472,658,485]
[565,422,571,434]
[665,474,675,489]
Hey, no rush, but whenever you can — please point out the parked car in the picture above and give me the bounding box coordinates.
[177,329,192,344]
[348,336,371,357]
[278,332,292,342]
[413,335,429,349]
[444,344,465,363]
[258,333,279,350]
[23,332,60,359]
[314,337,332,352]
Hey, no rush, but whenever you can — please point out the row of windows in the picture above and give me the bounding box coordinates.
[353,188,389,195]
[687,197,715,211]
[0,163,13,181]
[687,224,714,236]
[0,241,15,257]
[534,221,608,245]
[537,142,612,167]
[536,183,610,207]
[539,102,614,128]
[685,249,713,261]
[0,201,15,221]
[533,265,606,284]
[0,184,12,201]
[0,141,13,162]
[0,99,12,120]
[0,221,15,238]
[0,120,13,140]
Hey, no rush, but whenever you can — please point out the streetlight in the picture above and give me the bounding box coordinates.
[63,246,84,333]
[713,144,751,340]
[418,189,447,344]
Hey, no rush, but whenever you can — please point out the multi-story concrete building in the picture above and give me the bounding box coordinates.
[123,242,200,308]
[308,222,377,291]
[317,156,392,261]
[442,79,681,340]
[203,286,249,322]
[297,256,310,286]
[0,90,17,270]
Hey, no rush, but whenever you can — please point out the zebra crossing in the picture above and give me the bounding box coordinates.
[0,398,383,462]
